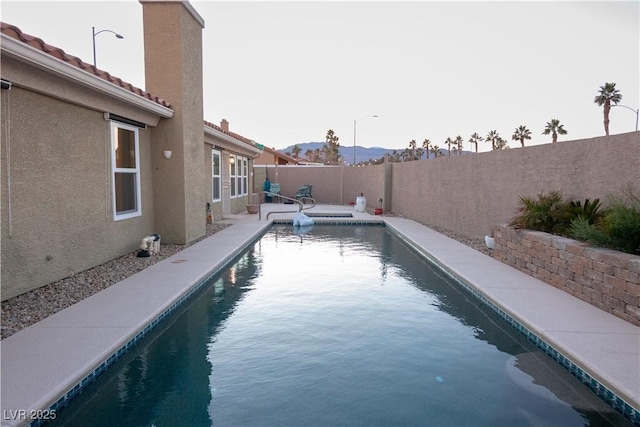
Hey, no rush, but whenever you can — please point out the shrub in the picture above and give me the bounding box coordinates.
[570,186,640,255]
[510,187,640,254]
[509,191,570,234]
[509,191,606,235]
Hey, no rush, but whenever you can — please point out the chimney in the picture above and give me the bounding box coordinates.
[141,0,206,244]
[221,119,229,132]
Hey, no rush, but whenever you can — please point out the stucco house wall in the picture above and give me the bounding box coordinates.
[0,63,162,300]
[203,120,263,220]
[1,4,264,300]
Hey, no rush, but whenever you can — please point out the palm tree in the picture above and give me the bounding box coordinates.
[445,137,454,156]
[468,133,482,153]
[408,139,417,160]
[594,82,622,136]
[304,149,313,161]
[431,144,441,158]
[542,119,568,143]
[455,135,463,155]
[291,144,302,159]
[422,139,431,159]
[485,130,500,150]
[511,125,531,148]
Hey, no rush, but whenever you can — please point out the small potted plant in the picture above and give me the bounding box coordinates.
[374,198,383,215]
[246,193,260,214]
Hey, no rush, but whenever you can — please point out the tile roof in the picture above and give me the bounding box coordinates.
[0,22,171,109]
[263,145,299,163]
[204,120,258,146]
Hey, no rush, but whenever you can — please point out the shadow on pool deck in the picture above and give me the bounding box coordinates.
[1,204,638,426]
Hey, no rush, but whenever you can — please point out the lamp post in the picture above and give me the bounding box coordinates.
[612,104,639,132]
[353,115,378,165]
[92,26,124,67]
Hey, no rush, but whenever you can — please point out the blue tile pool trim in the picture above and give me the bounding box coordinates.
[272,219,383,226]
[29,226,270,427]
[389,227,640,426]
[305,213,354,218]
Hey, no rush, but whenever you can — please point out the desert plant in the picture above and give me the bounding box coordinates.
[562,198,605,227]
[509,191,570,234]
[570,187,640,254]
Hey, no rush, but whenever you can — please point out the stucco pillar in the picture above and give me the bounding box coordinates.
[383,154,392,212]
[141,1,206,244]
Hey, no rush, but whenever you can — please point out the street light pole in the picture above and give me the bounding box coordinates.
[92,26,124,67]
[612,104,639,132]
[353,115,378,165]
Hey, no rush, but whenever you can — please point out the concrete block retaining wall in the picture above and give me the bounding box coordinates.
[492,224,640,326]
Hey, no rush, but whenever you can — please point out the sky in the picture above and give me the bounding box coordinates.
[2,1,638,153]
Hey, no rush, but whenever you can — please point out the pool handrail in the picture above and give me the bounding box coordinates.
[258,191,316,219]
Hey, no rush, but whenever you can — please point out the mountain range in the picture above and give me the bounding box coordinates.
[278,142,470,164]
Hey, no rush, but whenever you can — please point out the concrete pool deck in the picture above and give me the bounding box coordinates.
[1,204,639,426]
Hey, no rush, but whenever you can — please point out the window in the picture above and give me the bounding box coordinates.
[230,155,237,197]
[230,155,248,198]
[110,122,141,220]
[242,157,248,196]
[212,149,221,202]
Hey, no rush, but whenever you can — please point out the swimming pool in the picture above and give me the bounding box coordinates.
[48,225,632,426]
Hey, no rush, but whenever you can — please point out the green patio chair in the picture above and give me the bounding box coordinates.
[295,184,313,204]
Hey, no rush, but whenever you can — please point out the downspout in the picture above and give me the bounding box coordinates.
[2,80,12,236]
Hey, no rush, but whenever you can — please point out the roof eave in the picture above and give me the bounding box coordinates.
[204,125,263,156]
[0,34,174,119]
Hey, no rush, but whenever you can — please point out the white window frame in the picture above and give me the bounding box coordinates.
[212,149,221,202]
[242,157,248,196]
[230,154,237,197]
[230,154,248,198]
[110,121,141,220]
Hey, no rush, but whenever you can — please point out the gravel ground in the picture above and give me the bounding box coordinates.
[1,222,231,340]
[1,215,490,340]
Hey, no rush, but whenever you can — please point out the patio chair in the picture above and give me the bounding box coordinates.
[269,183,281,203]
[295,184,313,204]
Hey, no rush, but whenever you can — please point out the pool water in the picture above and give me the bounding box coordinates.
[49,225,631,426]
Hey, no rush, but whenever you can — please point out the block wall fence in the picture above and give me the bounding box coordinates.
[271,132,638,238]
